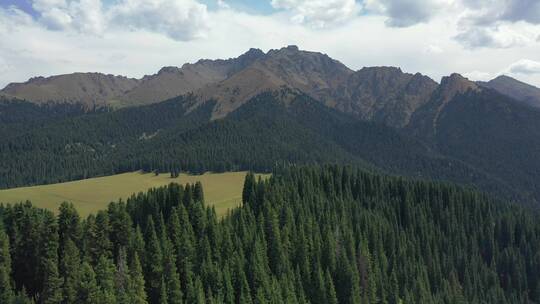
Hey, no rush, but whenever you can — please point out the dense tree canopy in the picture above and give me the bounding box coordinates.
[0,92,532,206]
[0,165,539,303]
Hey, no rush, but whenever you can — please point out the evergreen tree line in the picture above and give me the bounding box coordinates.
[1,92,530,206]
[1,165,540,303]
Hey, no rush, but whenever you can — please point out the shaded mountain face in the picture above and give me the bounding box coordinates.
[331,67,438,127]
[1,73,140,108]
[404,73,540,204]
[408,73,480,137]
[477,75,540,109]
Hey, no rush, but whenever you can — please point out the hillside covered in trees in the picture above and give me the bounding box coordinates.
[1,89,537,207]
[1,165,539,303]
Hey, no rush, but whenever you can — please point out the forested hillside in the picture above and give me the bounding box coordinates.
[3,47,540,207]
[0,90,531,205]
[1,165,539,303]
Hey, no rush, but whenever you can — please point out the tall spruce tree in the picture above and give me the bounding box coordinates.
[40,212,62,304]
[0,227,14,303]
[144,217,163,304]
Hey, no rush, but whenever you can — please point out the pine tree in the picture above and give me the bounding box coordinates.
[0,227,14,303]
[57,202,81,251]
[115,248,131,304]
[193,182,204,204]
[159,276,168,304]
[41,212,63,304]
[60,238,80,304]
[130,226,146,267]
[162,238,183,304]
[95,255,117,304]
[144,216,164,303]
[325,269,338,304]
[76,262,99,304]
[129,253,147,304]
[193,278,205,304]
[242,172,256,205]
[173,205,195,290]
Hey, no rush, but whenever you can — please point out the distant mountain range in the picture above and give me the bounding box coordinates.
[2,46,540,205]
[3,46,539,125]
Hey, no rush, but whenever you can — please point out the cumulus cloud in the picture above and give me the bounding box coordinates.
[32,0,105,33]
[453,0,540,48]
[363,0,452,27]
[455,27,528,49]
[506,59,540,75]
[0,5,35,32]
[110,0,209,40]
[270,0,359,28]
[28,0,209,40]
[461,0,540,25]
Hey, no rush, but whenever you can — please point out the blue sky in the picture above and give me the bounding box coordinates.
[0,0,539,88]
[0,0,276,15]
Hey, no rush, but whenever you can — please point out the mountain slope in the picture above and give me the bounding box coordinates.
[119,48,266,107]
[407,74,540,204]
[478,75,540,108]
[1,73,140,108]
[2,46,440,127]
[0,90,527,204]
[331,67,438,127]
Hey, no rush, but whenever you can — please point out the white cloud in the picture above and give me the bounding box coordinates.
[32,0,105,33]
[506,59,540,75]
[1,0,540,90]
[454,26,529,49]
[453,0,540,49]
[460,0,540,25]
[28,0,208,40]
[110,0,209,40]
[363,0,454,27]
[217,0,230,9]
[270,0,359,28]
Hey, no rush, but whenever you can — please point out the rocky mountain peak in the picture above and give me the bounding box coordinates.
[439,73,479,101]
[157,66,182,75]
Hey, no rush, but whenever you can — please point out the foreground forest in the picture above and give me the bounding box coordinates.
[1,165,539,303]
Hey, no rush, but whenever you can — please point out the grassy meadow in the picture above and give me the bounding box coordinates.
[0,171,269,218]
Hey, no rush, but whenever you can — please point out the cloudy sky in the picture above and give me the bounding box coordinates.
[0,0,539,88]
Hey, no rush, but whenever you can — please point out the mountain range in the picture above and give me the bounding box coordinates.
[2,46,540,206]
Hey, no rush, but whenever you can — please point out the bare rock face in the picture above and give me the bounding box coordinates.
[331,67,438,127]
[190,46,437,127]
[119,48,266,107]
[195,46,355,119]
